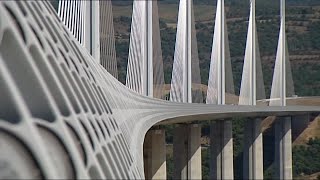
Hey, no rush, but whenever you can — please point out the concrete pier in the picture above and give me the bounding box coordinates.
[210,120,234,180]
[243,118,263,179]
[275,117,292,180]
[144,129,166,179]
[173,124,201,179]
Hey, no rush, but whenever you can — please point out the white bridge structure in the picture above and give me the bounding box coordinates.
[0,0,319,179]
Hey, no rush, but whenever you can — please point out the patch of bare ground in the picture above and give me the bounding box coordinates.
[297,171,320,180]
[294,115,320,145]
[260,53,320,67]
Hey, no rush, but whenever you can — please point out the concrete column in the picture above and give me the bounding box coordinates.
[243,118,263,180]
[275,117,292,180]
[144,129,166,179]
[187,124,202,179]
[173,124,201,179]
[210,120,233,180]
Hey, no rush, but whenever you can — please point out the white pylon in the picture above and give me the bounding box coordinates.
[270,0,295,106]
[239,0,266,106]
[126,0,165,98]
[270,1,293,179]
[239,1,265,179]
[206,0,234,105]
[170,0,202,103]
[207,0,234,179]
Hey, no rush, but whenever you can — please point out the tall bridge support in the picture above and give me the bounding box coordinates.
[239,0,265,178]
[173,124,202,179]
[126,0,165,99]
[270,0,294,179]
[275,117,292,179]
[170,0,203,104]
[243,118,263,179]
[144,129,166,180]
[206,0,235,179]
[210,121,233,179]
[170,0,203,178]
[127,1,166,178]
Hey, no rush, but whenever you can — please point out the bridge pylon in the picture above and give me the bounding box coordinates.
[206,0,235,179]
[126,0,166,179]
[170,0,203,179]
[239,0,265,179]
[270,0,294,179]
